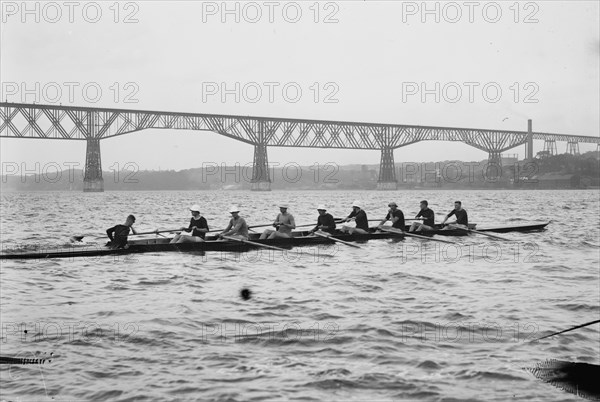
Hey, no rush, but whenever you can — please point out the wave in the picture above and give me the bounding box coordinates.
[454,369,527,381]
[556,303,600,313]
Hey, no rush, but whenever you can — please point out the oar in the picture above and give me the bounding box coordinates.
[531,319,600,342]
[295,220,345,230]
[335,218,421,223]
[131,229,181,236]
[207,222,307,234]
[134,222,329,237]
[370,218,423,222]
[447,224,512,241]
[221,235,288,252]
[378,226,459,245]
[313,231,361,248]
[221,235,336,258]
[72,228,176,242]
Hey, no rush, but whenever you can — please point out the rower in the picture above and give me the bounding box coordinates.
[309,204,337,234]
[106,215,137,249]
[260,204,296,239]
[218,206,249,240]
[441,201,468,230]
[340,201,369,234]
[378,202,405,230]
[408,200,435,232]
[170,204,209,243]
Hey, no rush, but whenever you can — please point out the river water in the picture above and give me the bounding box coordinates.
[1,190,598,401]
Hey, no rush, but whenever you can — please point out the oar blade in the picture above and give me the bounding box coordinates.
[379,226,459,245]
[446,224,512,241]
[314,231,361,248]
[222,235,287,252]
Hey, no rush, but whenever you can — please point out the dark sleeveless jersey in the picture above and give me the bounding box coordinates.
[314,213,337,234]
[106,225,132,248]
[348,209,369,231]
[447,209,468,226]
[385,209,405,229]
[416,208,435,227]
[187,216,209,239]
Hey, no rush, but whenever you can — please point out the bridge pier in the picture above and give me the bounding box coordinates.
[525,119,534,159]
[251,143,271,191]
[566,141,579,155]
[83,113,103,192]
[377,147,397,190]
[83,138,104,192]
[486,151,503,179]
[543,139,557,156]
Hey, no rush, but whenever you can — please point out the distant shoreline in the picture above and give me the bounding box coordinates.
[2,152,598,192]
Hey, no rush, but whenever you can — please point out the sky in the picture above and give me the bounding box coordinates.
[1,0,599,172]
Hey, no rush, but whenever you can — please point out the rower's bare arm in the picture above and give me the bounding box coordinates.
[131,227,138,235]
[220,222,233,236]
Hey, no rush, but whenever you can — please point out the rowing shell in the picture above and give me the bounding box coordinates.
[0,230,402,260]
[405,222,550,237]
[0,222,549,260]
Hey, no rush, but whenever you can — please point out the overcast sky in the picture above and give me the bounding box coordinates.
[1,1,599,171]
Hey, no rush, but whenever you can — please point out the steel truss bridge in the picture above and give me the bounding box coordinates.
[1,102,598,191]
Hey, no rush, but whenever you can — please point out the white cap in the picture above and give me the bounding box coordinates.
[278,204,289,209]
[317,204,327,211]
[229,205,240,213]
[352,200,362,209]
[189,204,201,212]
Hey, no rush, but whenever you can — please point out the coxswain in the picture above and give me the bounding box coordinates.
[408,200,435,232]
[170,204,209,243]
[260,204,296,239]
[379,202,405,230]
[309,205,337,234]
[218,206,249,240]
[441,201,468,230]
[106,215,137,249]
[340,201,369,234]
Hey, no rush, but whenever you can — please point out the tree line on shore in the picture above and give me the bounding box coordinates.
[1,152,598,191]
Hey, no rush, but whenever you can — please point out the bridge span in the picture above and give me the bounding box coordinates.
[1,102,598,191]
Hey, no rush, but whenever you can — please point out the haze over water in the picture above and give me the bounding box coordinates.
[1,190,599,401]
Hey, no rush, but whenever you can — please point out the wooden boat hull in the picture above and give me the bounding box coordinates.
[403,222,550,237]
[0,222,550,260]
[0,231,401,260]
